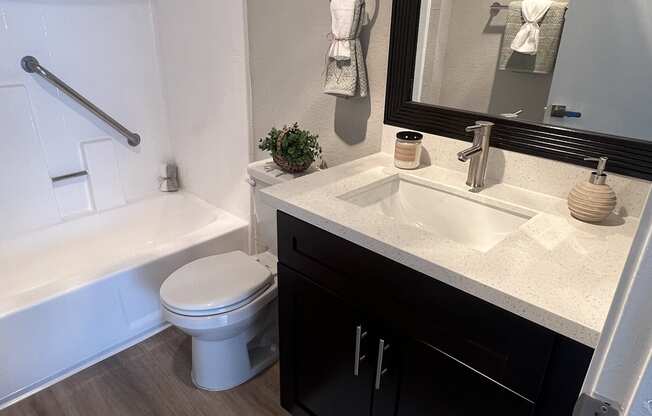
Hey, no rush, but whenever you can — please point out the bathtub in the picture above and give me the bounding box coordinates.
[0,192,248,407]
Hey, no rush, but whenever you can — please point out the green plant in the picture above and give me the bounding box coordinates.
[258,123,322,167]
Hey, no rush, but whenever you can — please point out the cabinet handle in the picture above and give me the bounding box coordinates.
[375,339,390,390]
[354,325,367,376]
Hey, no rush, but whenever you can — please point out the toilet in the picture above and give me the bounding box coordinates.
[159,160,313,391]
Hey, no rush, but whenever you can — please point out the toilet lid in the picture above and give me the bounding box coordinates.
[160,251,273,316]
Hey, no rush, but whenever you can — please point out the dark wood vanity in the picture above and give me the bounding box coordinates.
[277,211,593,416]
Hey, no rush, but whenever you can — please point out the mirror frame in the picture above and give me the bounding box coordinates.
[384,0,652,181]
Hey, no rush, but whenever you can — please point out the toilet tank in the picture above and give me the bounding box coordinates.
[247,160,318,255]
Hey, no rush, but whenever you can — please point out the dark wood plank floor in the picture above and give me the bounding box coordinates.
[2,328,288,416]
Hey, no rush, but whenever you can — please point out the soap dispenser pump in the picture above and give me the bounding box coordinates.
[568,157,617,223]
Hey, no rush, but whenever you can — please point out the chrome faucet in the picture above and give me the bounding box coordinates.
[457,121,494,190]
[159,163,179,192]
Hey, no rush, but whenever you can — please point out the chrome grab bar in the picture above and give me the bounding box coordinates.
[21,56,141,147]
[51,170,88,183]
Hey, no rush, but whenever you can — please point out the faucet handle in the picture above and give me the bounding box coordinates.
[465,121,495,132]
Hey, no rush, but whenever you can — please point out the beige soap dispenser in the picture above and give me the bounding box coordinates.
[568,157,617,223]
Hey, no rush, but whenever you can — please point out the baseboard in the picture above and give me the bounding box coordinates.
[0,323,171,410]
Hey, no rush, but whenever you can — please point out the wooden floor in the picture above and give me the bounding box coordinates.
[2,328,288,416]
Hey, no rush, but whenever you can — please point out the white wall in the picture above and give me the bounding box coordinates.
[0,0,253,241]
[415,0,452,103]
[629,353,652,416]
[581,188,652,415]
[0,0,172,239]
[153,0,251,220]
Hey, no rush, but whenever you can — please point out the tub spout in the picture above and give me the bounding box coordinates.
[160,163,179,192]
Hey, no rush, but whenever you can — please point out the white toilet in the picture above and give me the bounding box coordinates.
[159,160,312,391]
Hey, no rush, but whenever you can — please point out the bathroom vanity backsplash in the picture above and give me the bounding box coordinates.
[382,125,652,218]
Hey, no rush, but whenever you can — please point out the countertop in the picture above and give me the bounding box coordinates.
[260,153,639,347]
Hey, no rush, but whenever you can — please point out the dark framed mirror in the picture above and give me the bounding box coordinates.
[384,0,652,181]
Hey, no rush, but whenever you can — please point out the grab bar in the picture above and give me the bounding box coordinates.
[21,56,141,147]
[51,170,88,183]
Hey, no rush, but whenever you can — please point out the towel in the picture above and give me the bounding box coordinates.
[511,0,552,55]
[499,1,567,74]
[328,0,357,60]
[324,0,369,98]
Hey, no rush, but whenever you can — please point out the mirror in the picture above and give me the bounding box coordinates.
[411,0,652,141]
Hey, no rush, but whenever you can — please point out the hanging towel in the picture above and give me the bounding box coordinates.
[324,0,369,98]
[499,1,567,74]
[328,0,357,60]
[511,0,552,55]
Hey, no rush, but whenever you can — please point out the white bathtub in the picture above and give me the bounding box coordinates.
[0,192,248,407]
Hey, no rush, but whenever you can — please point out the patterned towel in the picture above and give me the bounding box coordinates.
[324,0,368,98]
[499,1,567,74]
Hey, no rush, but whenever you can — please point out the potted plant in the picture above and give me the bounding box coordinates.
[258,123,322,173]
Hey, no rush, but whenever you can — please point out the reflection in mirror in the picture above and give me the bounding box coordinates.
[412,0,652,141]
[413,0,567,123]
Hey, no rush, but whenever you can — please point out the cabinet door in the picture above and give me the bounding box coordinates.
[279,264,374,416]
[373,337,535,416]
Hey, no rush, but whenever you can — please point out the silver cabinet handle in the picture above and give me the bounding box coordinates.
[354,325,367,376]
[375,339,390,390]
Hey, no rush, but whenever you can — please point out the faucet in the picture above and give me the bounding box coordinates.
[159,163,179,192]
[457,121,494,190]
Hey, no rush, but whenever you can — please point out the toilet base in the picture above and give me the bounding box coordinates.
[189,300,278,391]
[190,355,277,392]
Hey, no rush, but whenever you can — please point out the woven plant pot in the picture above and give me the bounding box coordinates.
[272,128,313,173]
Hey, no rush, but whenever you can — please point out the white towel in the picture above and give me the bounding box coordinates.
[328,0,358,61]
[511,0,552,55]
[324,0,368,98]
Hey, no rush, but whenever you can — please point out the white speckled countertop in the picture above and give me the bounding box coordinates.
[260,153,640,347]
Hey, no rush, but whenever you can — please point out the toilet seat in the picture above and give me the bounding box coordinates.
[162,283,272,317]
[160,251,273,317]
[162,281,278,332]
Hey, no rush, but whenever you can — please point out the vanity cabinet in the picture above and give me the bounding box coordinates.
[280,265,374,416]
[278,212,594,416]
[379,337,534,416]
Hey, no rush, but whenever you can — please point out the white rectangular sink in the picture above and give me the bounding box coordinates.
[338,175,535,252]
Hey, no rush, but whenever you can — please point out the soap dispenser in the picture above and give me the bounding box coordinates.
[568,157,617,223]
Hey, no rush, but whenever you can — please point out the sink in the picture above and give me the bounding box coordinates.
[338,175,535,252]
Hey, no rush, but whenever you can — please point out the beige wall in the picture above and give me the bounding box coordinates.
[246,0,392,167]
